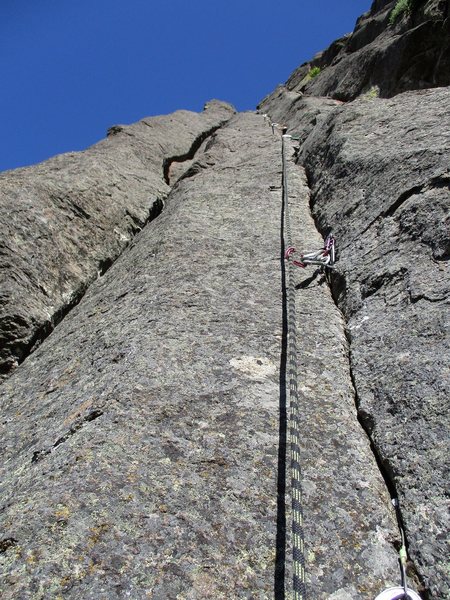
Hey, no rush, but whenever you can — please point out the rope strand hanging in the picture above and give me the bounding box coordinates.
[276,117,421,600]
[282,134,307,600]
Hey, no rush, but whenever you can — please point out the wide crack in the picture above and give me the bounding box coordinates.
[2,123,227,383]
[162,123,224,185]
[302,162,430,599]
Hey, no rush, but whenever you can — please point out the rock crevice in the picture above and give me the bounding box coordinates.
[0,114,404,599]
[163,123,225,186]
[285,131,427,595]
[0,100,235,380]
[260,77,449,597]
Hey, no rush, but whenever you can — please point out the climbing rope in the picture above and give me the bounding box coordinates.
[282,133,307,600]
[271,113,425,600]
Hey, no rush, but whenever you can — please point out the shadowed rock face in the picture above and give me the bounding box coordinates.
[261,82,449,597]
[300,88,450,599]
[0,100,235,380]
[259,7,450,598]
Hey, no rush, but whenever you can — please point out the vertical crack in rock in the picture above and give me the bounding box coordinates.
[302,163,433,600]
[0,101,233,380]
[2,195,166,376]
[299,156,429,596]
[346,361,431,599]
[1,0,447,594]
[257,86,449,596]
[0,112,297,598]
[269,69,450,587]
[0,113,402,599]
[296,89,450,599]
[6,118,226,372]
[279,138,400,598]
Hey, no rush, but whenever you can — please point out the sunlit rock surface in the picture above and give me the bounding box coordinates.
[0,101,234,380]
[1,0,449,597]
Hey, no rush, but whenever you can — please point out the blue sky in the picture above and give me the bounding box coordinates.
[0,0,372,172]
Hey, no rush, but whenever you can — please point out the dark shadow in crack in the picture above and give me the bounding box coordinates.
[295,269,326,289]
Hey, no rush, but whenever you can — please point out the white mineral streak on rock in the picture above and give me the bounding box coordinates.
[229,356,276,380]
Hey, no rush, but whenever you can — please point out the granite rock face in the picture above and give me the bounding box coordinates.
[261,83,449,598]
[0,100,234,380]
[257,87,342,145]
[301,88,450,599]
[1,114,400,599]
[258,5,450,596]
[1,1,449,598]
[285,0,450,100]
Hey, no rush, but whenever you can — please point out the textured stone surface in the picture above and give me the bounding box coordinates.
[297,88,449,598]
[281,141,399,598]
[284,0,450,101]
[0,115,400,598]
[1,0,449,596]
[0,100,234,380]
[258,87,342,146]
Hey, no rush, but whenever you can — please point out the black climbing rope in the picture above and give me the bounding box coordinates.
[282,133,307,600]
[274,116,421,600]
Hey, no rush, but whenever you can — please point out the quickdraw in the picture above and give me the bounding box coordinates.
[374,499,422,600]
[285,233,336,269]
[276,122,421,600]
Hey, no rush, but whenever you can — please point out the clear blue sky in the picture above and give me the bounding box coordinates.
[0,0,372,172]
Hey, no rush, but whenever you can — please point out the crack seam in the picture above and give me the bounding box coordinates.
[357,173,450,239]
[302,158,431,598]
[163,121,229,186]
[31,409,104,464]
[2,118,231,382]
